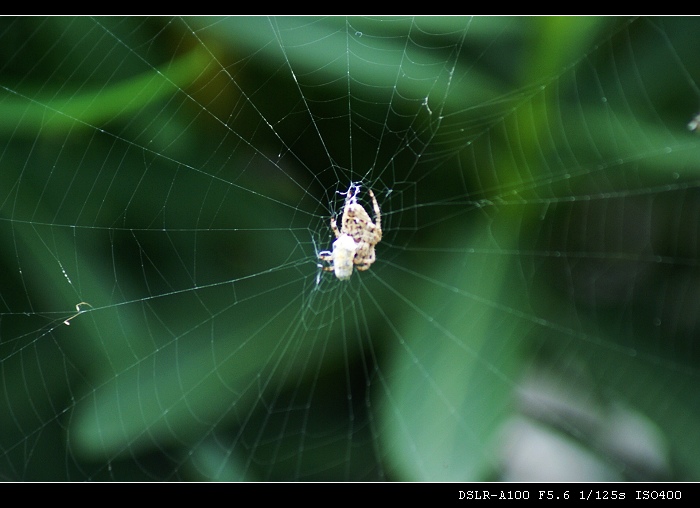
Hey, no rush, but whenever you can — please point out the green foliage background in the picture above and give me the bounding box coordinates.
[1,16,700,481]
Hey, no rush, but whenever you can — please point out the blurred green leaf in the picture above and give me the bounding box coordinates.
[1,44,212,135]
[380,215,522,480]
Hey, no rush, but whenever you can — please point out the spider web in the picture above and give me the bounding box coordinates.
[1,16,700,481]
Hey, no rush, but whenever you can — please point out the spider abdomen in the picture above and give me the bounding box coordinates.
[330,234,358,280]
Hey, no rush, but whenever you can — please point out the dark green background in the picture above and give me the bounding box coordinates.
[1,16,700,481]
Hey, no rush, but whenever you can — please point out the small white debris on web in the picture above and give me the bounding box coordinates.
[63,302,92,326]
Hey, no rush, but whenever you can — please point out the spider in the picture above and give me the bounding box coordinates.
[318,186,382,280]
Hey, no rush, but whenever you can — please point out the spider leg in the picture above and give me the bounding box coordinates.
[330,217,341,238]
[318,252,335,271]
[368,189,381,231]
[347,183,360,204]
